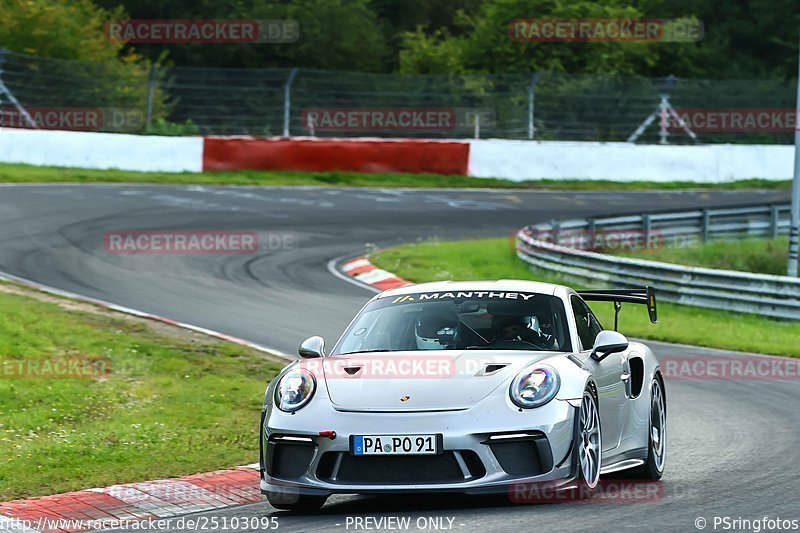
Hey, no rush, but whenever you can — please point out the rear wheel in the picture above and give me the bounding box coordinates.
[577,386,602,490]
[635,375,666,480]
[267,491,327,512]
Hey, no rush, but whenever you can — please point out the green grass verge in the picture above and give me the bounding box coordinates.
[0,287,284,501]
[614,237,790,276]
[371,238,800,357]
[0,162,791,190]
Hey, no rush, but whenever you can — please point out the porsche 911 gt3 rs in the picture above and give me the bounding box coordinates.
[259,280,666,510]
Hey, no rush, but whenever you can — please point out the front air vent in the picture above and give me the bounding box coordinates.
[266,436,316,479]
[476,363,508,376]
[485,433,553,477]
[344,366,362,376]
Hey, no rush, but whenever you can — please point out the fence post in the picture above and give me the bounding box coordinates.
[701,209,711,242]
[473,112,481,139]
[145,64,156,132]
[527,73,540,140]
[283,68,299,138]
[788,39,800,276]
[642,214,652,248]
[0,48,5,108]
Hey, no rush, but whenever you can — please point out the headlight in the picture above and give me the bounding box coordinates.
[275,368,316,412]
[509,364,560,409]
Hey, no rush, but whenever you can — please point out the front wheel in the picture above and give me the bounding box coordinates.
[267,491,327,512]
[635,375,666,479]
[577,386,602,490]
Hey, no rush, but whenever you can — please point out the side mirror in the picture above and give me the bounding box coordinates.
[591,330,629,361]
[298,336,325,359]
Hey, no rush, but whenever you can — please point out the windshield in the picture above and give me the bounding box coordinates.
[333,290,571,354]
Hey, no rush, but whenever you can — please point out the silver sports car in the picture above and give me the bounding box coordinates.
[260,280,666,510]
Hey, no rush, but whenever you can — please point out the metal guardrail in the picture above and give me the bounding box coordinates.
[516,203,800,320]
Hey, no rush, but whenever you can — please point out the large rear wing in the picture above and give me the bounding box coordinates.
[577,286,657,331]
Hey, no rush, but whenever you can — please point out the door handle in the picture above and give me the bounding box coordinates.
[620,372,630,381]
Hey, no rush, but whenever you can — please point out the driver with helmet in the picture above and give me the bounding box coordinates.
[414,314,458,350]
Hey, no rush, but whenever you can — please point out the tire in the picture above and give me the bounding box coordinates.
[576,385,602,492]
[635,374,666,480]
[267,491,327,512]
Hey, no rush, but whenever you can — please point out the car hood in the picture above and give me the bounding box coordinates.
[319,350,563,411]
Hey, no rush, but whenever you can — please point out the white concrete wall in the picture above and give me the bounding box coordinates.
[0,129,203,172]
[467,140,794,182]
[0,130,793,181]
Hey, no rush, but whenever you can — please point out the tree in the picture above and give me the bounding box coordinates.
[0,0,170,129]
[398,0,705,76]
[0,0,132,61]
[94,0,391,71]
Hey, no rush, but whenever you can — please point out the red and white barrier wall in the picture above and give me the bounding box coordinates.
[0,129,793,182]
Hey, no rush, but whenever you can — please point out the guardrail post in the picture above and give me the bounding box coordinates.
[587,219,596,250]
[642,214,652,248]
[701,209,711,242]
[551,220,560,246]
[770,205,781,238]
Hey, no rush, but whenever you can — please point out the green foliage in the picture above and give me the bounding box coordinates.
[616,237,791,276]
[0,0,172,125]
[83,0,800,78]
[94,0,391,71]
[398,0,703,76]
[145,118,201,136]
[638,0,800,78]
[0,288,283,499]
[0,162,791,190]
[0,0,129,61]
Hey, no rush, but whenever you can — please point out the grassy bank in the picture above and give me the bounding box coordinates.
[615,237,790,276]
[371,238,800,357]
[0,284,285,501]
[0,162,791,190]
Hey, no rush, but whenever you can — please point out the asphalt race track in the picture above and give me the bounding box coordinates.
[0,184,798,532]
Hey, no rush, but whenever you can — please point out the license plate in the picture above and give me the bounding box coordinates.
[352,434,439,455]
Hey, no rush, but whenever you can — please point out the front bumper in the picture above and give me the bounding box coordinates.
[259,395,579,496]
